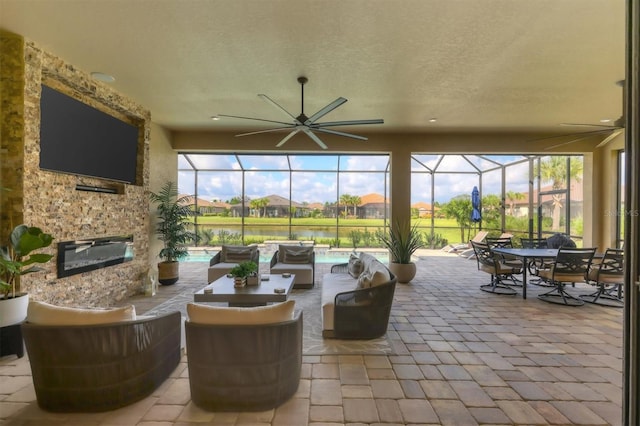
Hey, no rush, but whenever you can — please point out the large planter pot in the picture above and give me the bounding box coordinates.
[388,262,417,284]
[0,293,29,327]
[158,261,179,285]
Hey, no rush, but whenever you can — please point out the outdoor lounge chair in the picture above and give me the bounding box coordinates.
[185,303,302,411]
[208,245,260,283]
[442,230,488,253]
[270,245,315,289]
[21,310,182,412]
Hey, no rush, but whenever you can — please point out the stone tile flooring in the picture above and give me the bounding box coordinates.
[0,250,623,425]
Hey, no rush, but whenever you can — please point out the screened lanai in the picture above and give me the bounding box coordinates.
[178,152,625,249]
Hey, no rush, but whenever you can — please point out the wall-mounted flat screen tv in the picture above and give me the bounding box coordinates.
[39,85,139,185]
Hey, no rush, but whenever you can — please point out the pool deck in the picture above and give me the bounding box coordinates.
[0,249,623,425]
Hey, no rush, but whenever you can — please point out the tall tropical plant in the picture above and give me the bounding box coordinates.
[376,220,424,264]
[150,181,195,262]
[441,195,472,243]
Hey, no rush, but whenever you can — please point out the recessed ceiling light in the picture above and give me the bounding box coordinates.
[600,119,612,123]
[90,72,115,83]
[211,115,220,121]
[428,118,437,123]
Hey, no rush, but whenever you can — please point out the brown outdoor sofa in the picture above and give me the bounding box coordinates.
[322,252,397,339]
[21,310,182,412]
[185,302,302,411]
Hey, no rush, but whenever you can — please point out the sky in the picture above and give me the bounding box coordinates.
[178,154,535,205]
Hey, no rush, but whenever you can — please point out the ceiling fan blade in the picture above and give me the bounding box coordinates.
[302,129,328,149]
[314,118,384,127]
[543,129,620,150]
[276,129,301,147]
[544,136,593,150]
[218,114,292,126]
[314,127,368,141]
[531,128,614,142]
[258,94,300,123]
[236,126,295,137]
[561,123,620,129]
[305,97,348,124]
[594,129,624,148]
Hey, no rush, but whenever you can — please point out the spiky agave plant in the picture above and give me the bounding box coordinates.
[376,220,424,264]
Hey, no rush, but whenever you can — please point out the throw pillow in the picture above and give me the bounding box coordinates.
[348,253,364,278]
[222,245,256,263]
[278,245,313,264]
[27,301,136,325]
[356,272,372,289]
[187,300,295,325]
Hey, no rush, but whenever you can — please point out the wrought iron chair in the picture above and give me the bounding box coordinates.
[485,236,522,284]
[580,248,624,307]
[471,240,520,295]
[537,247,596,306]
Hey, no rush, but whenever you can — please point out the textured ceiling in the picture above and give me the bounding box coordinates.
[0,0,626,137]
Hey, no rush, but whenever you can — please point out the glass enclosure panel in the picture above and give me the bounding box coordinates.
[618,150,625,248]
[504,161,531,237]
[179,153,587,251]
[289,155,339,171]
[480,168,502,234]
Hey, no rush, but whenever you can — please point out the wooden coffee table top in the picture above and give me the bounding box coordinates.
[194,274,295,306]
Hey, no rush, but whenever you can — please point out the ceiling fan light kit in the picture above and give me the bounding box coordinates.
[218,76,383,149]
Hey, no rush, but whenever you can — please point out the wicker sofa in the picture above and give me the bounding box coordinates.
[185,301,302,411]
[321,252,397,339]
[21,307,181,412]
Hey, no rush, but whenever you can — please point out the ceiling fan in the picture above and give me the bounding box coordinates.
[217,76,384,149]
[540,80,625,150]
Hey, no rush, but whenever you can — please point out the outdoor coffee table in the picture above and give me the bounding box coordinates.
[194,274,295,307]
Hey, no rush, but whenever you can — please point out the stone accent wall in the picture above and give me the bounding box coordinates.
[1,33,151,307]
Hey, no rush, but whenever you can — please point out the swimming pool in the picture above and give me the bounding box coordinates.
[183,248,390,264]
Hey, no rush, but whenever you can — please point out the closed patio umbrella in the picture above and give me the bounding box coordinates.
[471,186,481,223]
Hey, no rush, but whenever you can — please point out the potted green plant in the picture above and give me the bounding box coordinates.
[0,225,54,327]
[376,219,424,283]
[149,181,196,285]
[229,261,258,286]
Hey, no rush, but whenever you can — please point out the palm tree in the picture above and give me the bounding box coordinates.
[441,195,472,243]
[249,197,269,217]
[505,190,525,216]
[351,195,361,217]
[339,194,351,217]
[536,157,583,231]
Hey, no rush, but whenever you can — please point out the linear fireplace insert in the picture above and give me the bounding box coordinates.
[57,235,133,278]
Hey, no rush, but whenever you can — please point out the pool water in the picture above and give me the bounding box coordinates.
[183,249,389,264]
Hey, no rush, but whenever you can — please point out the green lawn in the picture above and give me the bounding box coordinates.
[191,216,482,246]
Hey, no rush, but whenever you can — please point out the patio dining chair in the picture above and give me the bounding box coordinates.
[537,247,596,306]
[485,236,522,284]
[470,240,520,295]
[580,248,624,307]
[520,237,550,285]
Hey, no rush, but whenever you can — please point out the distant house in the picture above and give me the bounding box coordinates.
[505,180,584,220]
[358,193,389,219]
[412,201,438,218]
[179,195,229,215]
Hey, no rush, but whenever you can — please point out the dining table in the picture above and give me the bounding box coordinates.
[491,247,560,299]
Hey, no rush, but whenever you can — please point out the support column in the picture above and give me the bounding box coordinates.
[389,147,412,225]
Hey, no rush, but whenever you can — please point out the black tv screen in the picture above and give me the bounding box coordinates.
[39,85,139,184]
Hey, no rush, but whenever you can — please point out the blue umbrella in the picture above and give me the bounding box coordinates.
[471,186,481,222]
